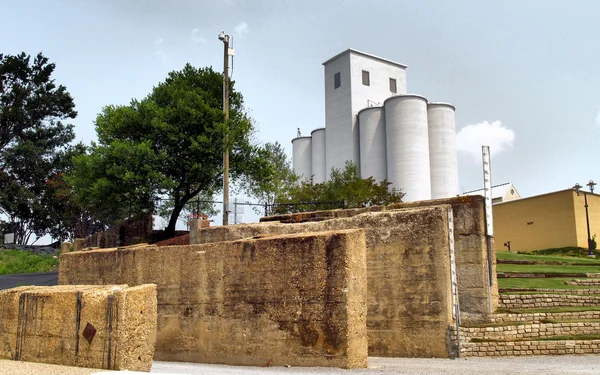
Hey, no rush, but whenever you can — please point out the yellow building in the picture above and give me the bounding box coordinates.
[493,189,600,252]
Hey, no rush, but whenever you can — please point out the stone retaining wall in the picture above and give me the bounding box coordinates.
[0,284,157,371]
[459,322,600,342]
[500,294,600,309]
[460,339,600,356]
[566,279,600,286]
[490,311,600,323]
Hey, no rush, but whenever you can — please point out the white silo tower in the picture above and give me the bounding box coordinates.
[292,136,312,181]
[384,94,431,201]
[428,103,458,198]
[358,107,387,182]
[323,49,407,179]
[310,128,327,183]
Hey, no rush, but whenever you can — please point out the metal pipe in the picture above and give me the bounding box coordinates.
[221,33,230,226]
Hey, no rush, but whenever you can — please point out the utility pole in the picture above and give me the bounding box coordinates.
[218,31,230,225]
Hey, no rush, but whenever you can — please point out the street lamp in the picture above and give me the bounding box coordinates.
[219,31,230,226]
[573,181,596,257]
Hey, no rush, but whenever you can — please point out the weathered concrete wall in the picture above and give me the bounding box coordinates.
[0,284,156,372]
[74,212,153,251]
[192,206,456,357]
[59,230,369,369]
[255,196,497,321]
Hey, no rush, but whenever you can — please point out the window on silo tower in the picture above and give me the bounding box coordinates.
[389,78,397,93]
[334,72,341,89]
[362,70,370,86]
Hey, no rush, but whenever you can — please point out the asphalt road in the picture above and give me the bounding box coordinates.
[2,356,600,375]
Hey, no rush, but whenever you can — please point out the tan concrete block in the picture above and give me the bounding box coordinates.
[0,284,156,371]
[60,230,369,368]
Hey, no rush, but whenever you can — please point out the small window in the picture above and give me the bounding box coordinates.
[389,78,397,93]
[362,70,370,86]
[334,72,341,89]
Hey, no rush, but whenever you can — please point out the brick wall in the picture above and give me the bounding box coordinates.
[154,233,189,247]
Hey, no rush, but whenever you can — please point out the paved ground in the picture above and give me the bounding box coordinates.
[2,356,600,375]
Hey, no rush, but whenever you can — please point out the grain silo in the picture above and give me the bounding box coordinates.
[311,128,327,183]
[357,107,387,182]
[428,103,458,199]
[292,136,312,181]
[292,49,460,202]
[384,94,431,201]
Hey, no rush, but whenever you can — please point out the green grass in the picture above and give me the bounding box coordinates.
[497,250,600,264]
[497,263,600,274]
[0,249,59,275]
[498,276,599,289]
[496,306,600,314]
[501,291,600,297]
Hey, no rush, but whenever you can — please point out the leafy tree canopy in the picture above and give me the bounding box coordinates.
[246,141,297,207]
[69,64,267,237]
[272,162,405,214]
[0,52,78,244]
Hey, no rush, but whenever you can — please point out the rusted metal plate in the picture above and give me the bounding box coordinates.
[82,322,97,343]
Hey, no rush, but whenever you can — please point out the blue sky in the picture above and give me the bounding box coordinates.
[3,0,600,226]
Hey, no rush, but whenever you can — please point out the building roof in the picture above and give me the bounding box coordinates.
[463,182,515,200]
[322,49,408,69]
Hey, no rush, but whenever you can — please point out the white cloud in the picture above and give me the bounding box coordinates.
[234,21,249,36]
[456,120,516,162]
[191,28,207,44]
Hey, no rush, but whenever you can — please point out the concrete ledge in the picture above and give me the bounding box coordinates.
[0,284,157,371]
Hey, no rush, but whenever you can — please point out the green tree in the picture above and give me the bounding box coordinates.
[0,52,77,244]
[70,64,264,237]
[273,162,404,214]
[246,141,298,210]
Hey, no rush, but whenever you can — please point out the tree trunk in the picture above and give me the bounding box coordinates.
[165,188,203,239]
[166,202,185,239]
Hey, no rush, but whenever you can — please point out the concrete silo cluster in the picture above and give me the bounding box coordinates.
[292,49,458,202]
